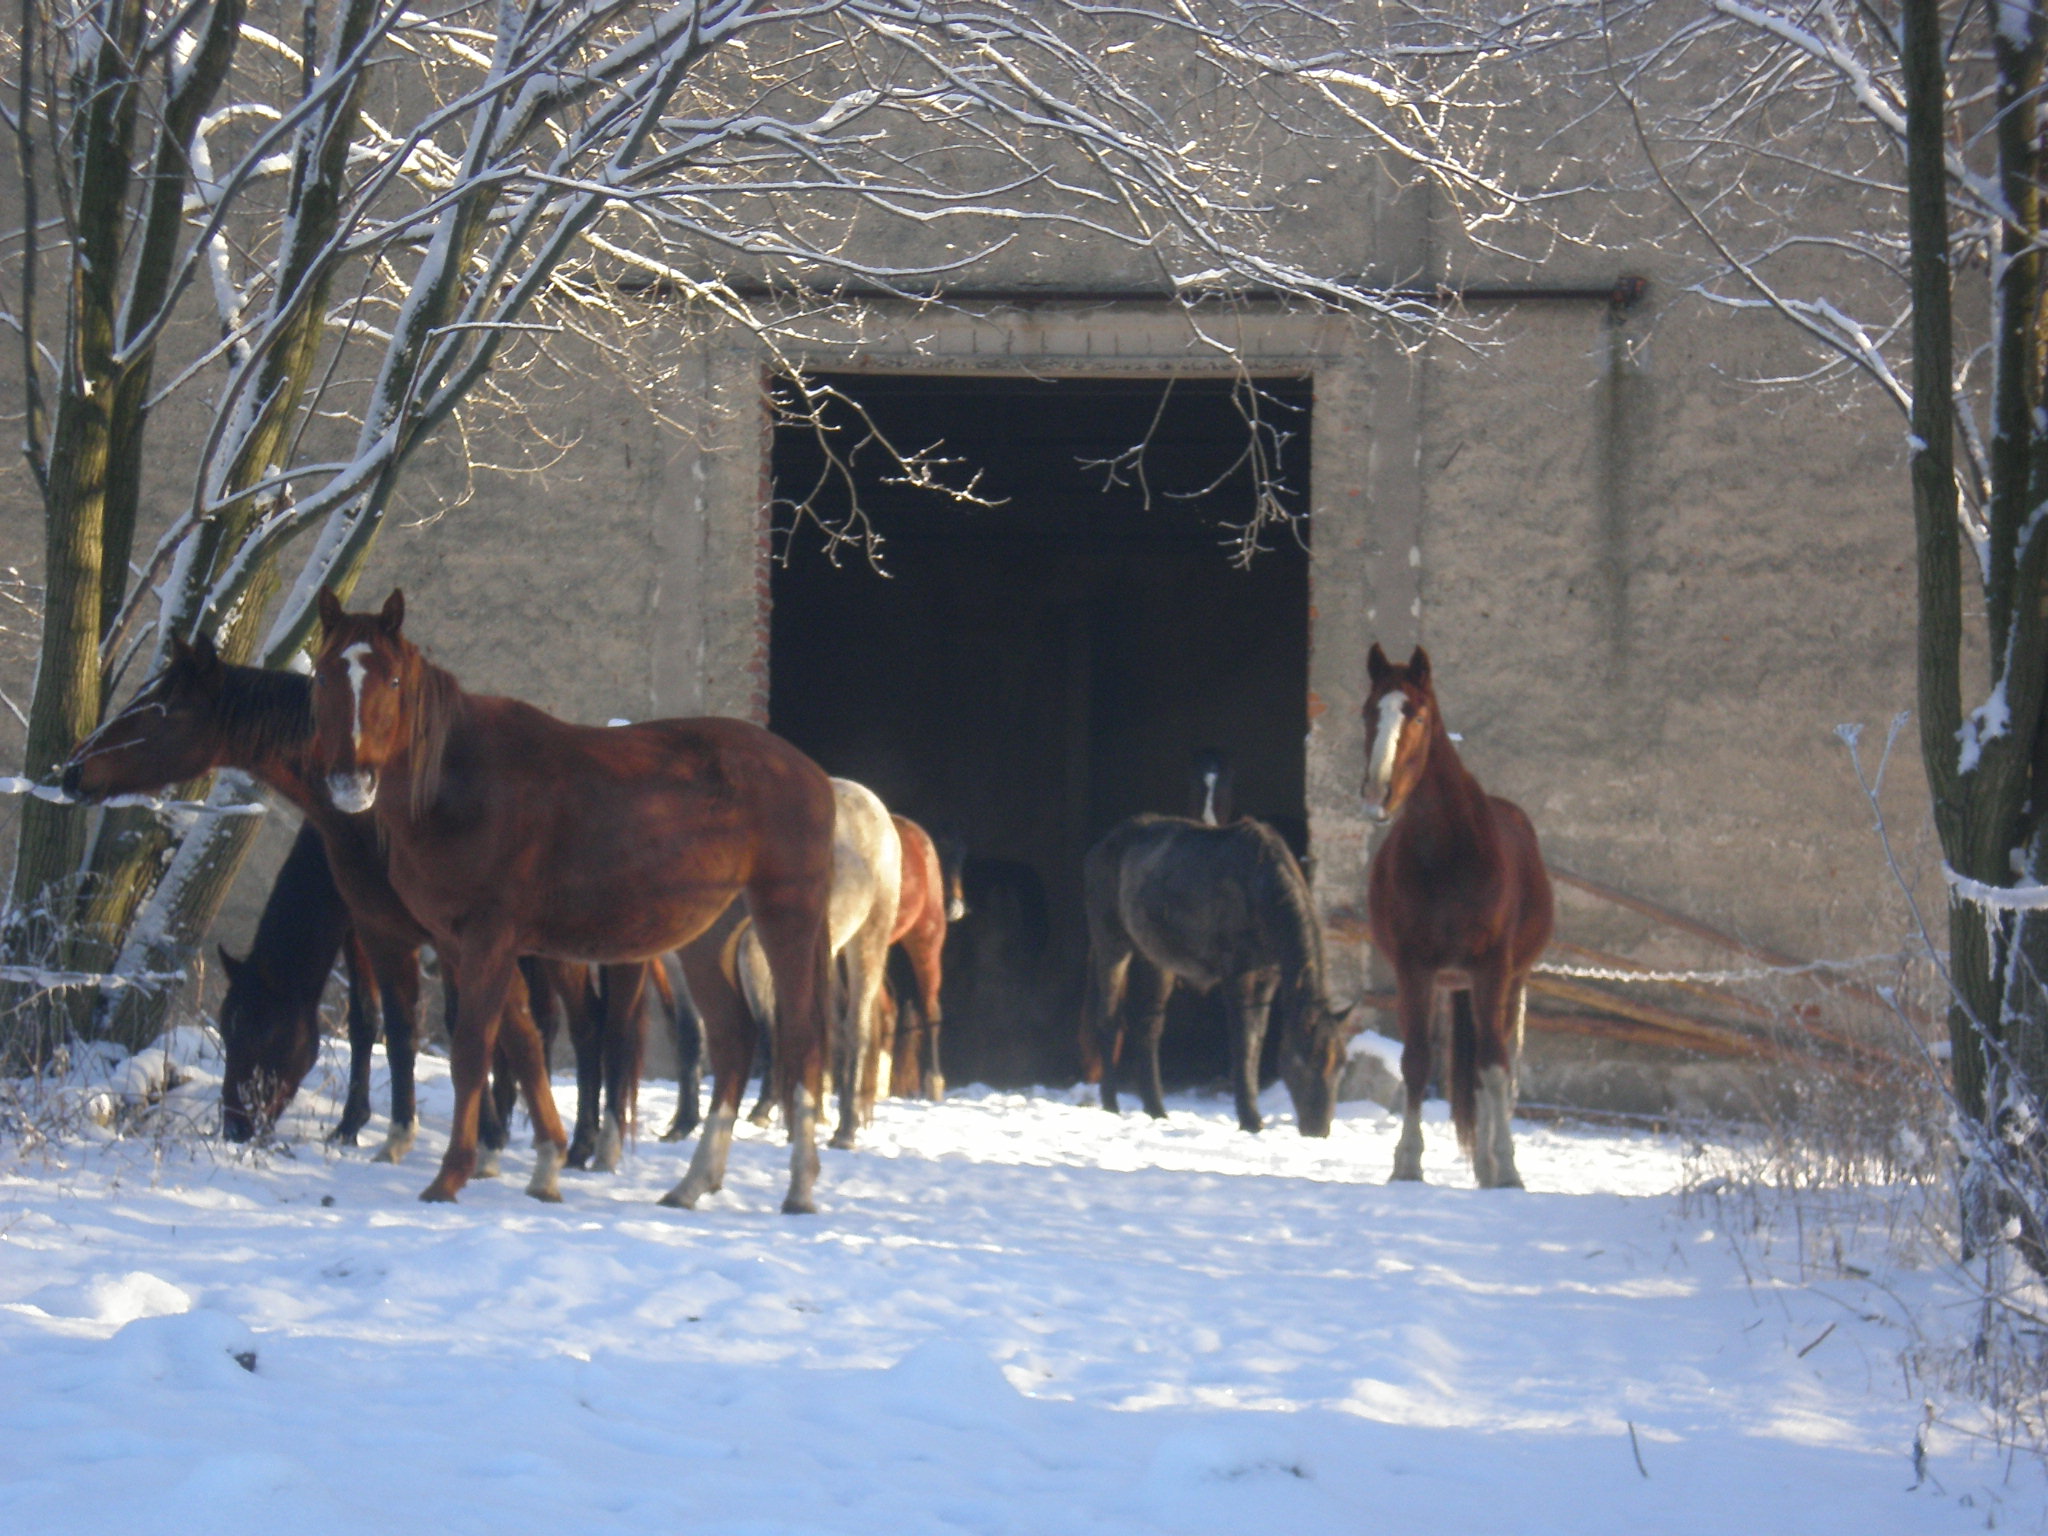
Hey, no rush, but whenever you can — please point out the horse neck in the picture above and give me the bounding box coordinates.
[214,667,319,808]
[1261,845,1327,1032]
[384,655,468,818]
[1402,714,1496,859]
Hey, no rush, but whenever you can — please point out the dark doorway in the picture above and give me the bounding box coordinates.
[769,373,1311,1089]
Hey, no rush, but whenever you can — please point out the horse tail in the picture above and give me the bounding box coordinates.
[1449,988,1479,1153]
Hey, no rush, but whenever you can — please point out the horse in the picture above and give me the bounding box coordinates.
[308,587,837,1211]
[1189,748,1236,826]
[725,778,900,1145]
[1362,643,1554,1189]
[878,815,959,1101]
[61,638,568,1194]
[1081,815,1354,1135]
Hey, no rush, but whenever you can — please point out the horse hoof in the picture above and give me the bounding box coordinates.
[372,1125,418,1165]
[660,1117,697,1143]
[657,1184,700,1210]
[418,1181,460,1203]
[926,1075,946,1102]
[527,1185,563,1204]
[781,1194,817,1215]
[326,1126,361,1148]
[827,1131,857,1151]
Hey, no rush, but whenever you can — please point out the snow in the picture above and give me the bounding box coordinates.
[0,1040,2035,1535]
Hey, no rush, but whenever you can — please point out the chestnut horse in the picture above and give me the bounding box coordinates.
[1362,644,1553,1188]
[879,815,959,1101]
[1082,814,1354,1135]
[309,588,836,1211]
[61,644,568,1189]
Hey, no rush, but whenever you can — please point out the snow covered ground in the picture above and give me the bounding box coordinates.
[0,1038,2035,1535]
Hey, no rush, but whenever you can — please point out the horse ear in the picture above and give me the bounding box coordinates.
[1367,642,1390,684]
[217,944,244,984]
[189,633,220,672]
[1333,1002,1362,1037]
[1408,647,1431,689]
[316,586,344,633]
[379,588,405,635]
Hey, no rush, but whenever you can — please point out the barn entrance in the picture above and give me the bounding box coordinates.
[769,373,1311,1089]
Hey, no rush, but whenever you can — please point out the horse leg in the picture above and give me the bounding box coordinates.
[745,1023,776,1127]
[907,925,947,1101]
[495,964,570,1202]
[750,888,831,1213]
[1470,965,1523,1190]
[1128,957,1174,1121]
[561,964,605,1170]
[370,946,422,1165]
[1391,966,1434,1182]
[329,930,376,1146]
[831,920,890,1151]
[595,963,647,1172]
[1229,969,1279,1134]
[1084,944,1132,1114]
[660,964,706,1141]
[664,912,753,1208]
[419,946,510,1204]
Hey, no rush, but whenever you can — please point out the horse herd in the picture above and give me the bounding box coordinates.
[60,591,1554,1208]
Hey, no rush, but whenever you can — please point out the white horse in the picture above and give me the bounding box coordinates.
[732,777,901,1150]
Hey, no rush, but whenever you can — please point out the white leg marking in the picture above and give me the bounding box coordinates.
[371,1119,418,1165]
[526,1140,564,1202]
[784,1085,820,1214]
[1392,1101,1425,1182]
[472,1144,502,1179]
[1479,1064,1523,1188]
[662,1108,735,1208]
[595,1112,623,1173]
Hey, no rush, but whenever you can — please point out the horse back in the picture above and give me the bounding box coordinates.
[1090,815,1305,986]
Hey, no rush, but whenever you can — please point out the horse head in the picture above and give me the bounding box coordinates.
[61,635,232,800]
[216,944,320,1142]
[311,587,413,814]
[1280,995,1358,1137]
[1187,748,1236,826]
[1361,643,1437,823]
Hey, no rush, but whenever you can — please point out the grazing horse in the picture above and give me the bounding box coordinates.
[1082,815,1354,1135]
[728,778,901,1146]
[1362,644,1554,1188]
[308,588,837,1211]
[878,815,958,1101]
[62,642,565,1191]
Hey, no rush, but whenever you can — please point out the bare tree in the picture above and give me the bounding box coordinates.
[1591,0,2048,1258]
[0,0,1560,1061]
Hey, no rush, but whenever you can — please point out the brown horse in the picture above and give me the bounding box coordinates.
[1362,644,1554,1188]
[61,640,569,1190]
[879,814,955,1101]
[308,588,837,1211]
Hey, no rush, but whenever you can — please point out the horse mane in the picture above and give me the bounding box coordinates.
[215,664,314,763]
[402,648,468,814]
[1244,822,1329,1031]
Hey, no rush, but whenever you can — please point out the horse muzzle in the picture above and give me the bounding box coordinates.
[1360,784,1390,823]
[326,770,379,814]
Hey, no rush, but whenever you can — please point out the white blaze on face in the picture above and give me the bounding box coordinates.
[1368,692,1408,791]
[1201,770,1219,826]
[341,642,374,752]
[325,641,380,813]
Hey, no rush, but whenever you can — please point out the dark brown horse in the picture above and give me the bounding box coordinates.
[308,588,837,1211]
[61,639,567,1192]
[1362,644,1553,1188]
[1082,814,1353,1135]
